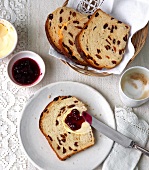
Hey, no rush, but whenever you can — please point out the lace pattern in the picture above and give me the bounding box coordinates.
[77,0,100,14]
[76,0,105,14]
[102,107,149,170]
[0,0,37,169]
[115,107,149,136]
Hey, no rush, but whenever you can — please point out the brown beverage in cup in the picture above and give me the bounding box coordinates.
[121,72,149,100]
[119,66,149,107]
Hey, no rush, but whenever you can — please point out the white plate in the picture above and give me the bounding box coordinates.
[19,81,116,170]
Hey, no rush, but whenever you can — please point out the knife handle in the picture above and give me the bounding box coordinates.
[132,142,149,157]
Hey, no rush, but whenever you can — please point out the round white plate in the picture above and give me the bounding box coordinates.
[19,81,116,170]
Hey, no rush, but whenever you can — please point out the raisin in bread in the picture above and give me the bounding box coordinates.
[59,16,89,65]
[45,7,86,54]
[39,96,94,161]
[75,9,130,69]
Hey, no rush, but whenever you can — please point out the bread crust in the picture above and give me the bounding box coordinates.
[59,37,88,66]
[39,96,94,161]
[59,16,89,65]
[45,17,63,54]
[75,33,92,66]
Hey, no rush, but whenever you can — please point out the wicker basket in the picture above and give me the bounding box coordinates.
[62,0,148,76]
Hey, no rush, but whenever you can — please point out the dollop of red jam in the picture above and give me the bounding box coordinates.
[65,109,85,131]
[12,58,40,85]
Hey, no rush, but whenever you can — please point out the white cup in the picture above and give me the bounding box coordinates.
[119,66,149,107]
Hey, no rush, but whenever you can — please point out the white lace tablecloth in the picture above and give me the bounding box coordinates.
[0,0,149,170]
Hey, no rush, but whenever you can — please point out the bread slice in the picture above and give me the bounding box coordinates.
[59,16,89,65]
[75,9,130,69]
[39,96,94,160]
[45,7,87,54]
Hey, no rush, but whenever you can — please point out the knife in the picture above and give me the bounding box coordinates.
[82,111,149,156]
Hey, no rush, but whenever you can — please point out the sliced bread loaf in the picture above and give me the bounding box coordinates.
[75,9,130,69]
[59,16,89,65]
[39,96,94,160]
[45,7,86,54]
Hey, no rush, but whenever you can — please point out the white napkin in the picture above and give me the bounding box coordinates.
[49,0,149,74]
[102,107,149,170]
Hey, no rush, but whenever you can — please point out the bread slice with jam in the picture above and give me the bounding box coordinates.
[39,96,94,160]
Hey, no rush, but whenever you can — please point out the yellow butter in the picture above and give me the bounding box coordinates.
[0,23,17,58]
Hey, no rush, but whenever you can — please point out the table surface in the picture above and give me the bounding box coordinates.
[0,0,149,170]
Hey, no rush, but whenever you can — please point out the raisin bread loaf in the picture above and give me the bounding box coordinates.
[39,96,94,160]
[45,7,86,54]
[59,16,89,65]
[75,9,130,69]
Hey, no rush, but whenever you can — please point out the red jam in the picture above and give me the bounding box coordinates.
[82,111,92,125]
[12,58,40,85]
[65,109,85,131]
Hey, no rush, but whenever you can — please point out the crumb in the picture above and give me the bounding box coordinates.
[49,95,51,98]
[94,114,98,118]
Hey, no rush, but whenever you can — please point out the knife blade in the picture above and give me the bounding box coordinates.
[82,111,149,156]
